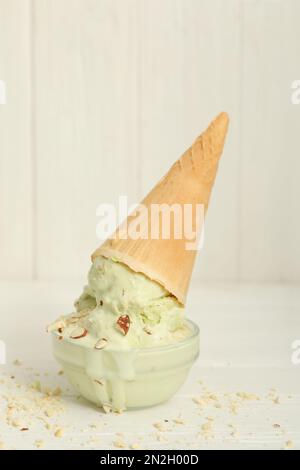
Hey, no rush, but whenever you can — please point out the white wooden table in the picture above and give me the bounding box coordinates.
[0,281,299,450]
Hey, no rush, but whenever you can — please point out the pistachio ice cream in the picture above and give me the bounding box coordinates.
[50,257,198,411]
[49,256,191,350]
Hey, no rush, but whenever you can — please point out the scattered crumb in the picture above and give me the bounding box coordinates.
[236,392,260,401]
[131,442,141,450]
[13,359,22,366]
[284,440,294,450]
[155,432,168,443]
[192,396,205,406]
[44,408,56,417]
[54,428,64,438]
[201,422,212,432]
[35,440,45,449]
[113,438,126,449]
[102,404,112,414]
[229,402,238,415]
[31,380,42,392]
[173,417,186,425]
[153,422,166,432]
[214,403,222,409]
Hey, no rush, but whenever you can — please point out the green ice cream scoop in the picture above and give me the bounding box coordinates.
[50,257,198,411]
[58,256,189,350]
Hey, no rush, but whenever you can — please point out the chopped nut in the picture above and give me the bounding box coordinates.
[116,315,130,335]
[102,403,112,414]
[236,392,260,401]
[131,442,141,450]
[11,419,23,428]
[201,422,212,432]
[153,422,166,432]
[94,338,108,350]
[70,327,88,339]
[94,379,104,386]
[208,393,219,401]
[113,438,126,449]
[46,319,66,333]
[156,433,168,443]
[173,417,185,425]
[229,402,238,414]
[35,440,45,449]
[67,316,80,324]
[54,428,64,438]
[192,396,205,405]
[284,440,294,450]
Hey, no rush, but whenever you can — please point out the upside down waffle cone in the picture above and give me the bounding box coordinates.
[92,112,229,304]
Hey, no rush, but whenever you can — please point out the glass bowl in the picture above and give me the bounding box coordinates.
[52,320,199,410]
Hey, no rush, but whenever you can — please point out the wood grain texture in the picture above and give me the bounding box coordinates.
[0,0,299,283]
[240,0,300,281]
[139,0,242,282]
[0,0,32,279]
[34,0,140,280]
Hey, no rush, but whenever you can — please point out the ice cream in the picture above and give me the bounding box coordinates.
[49,257,198,411]
[49,256,191,351]
[49,112,229,410]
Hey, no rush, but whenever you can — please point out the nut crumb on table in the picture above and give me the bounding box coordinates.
[0,360,298,450]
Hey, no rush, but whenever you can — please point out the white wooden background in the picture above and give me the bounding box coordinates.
[1,0,300,283]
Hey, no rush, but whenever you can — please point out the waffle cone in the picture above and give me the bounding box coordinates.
[92,112,229,304]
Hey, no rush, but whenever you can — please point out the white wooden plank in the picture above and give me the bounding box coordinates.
[35,0,139,280]
[241,0,300,282]
[0,0,32,279]
[139,0,241,281]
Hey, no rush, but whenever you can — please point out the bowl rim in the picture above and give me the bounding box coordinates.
[52,319,199,354]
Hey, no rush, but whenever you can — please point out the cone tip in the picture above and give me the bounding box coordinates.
[213,111,229,129]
